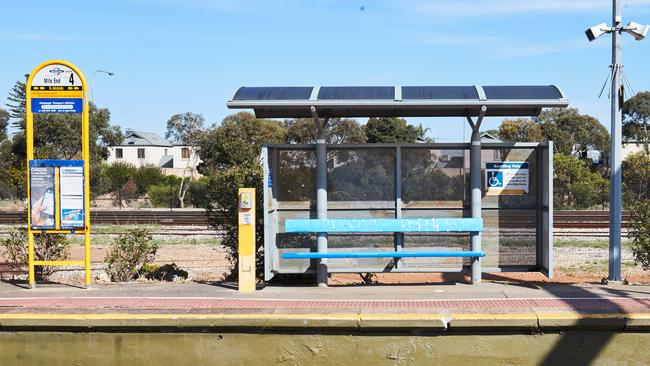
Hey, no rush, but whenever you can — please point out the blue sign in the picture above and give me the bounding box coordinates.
[485,161,529,195]
[31,98,83,113]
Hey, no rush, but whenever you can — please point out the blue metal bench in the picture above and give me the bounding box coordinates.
[281,218,485,260]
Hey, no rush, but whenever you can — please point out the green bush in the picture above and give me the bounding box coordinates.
[146,175,197,208]
[0,228,70,281]
[204,163,264,280]
[104,228,157,282]
[630,200,650,270]
[137,263,188,281]
[147,184,178,208]
[133,164,165,195]
[189,177,208,206]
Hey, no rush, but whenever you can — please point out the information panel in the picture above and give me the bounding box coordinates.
[28,160,85,230]
[60,166,85,228]
[29,165,56,229]
[485,161,529,196]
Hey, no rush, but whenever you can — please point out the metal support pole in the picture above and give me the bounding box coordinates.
[394,145,403,269]
[467,106,486,284]
[609,0,622,281]
[312,107,328,287]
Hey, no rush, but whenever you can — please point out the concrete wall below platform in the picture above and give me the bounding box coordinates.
[2,330,650,366]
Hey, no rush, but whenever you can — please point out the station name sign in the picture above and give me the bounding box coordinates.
[30,64,83,113]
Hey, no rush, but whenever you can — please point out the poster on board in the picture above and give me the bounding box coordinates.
[485,162,529,196]
[29,166,56,229]
[60,166,85,228]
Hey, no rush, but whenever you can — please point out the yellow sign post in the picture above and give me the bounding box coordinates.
[25,60,92,288]
[238,188,256,292]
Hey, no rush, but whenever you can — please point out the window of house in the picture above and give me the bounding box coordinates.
[137,148,145,159]
[181,147,190,159]
[115,148,123,159]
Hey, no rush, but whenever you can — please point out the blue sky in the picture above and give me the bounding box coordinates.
[2,0,650,141]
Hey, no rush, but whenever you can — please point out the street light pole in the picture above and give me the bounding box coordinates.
[609,0,623,282]
[586,0,648,282]
[91,69,114,102]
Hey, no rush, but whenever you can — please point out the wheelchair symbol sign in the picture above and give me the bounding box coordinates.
[485,161,529,195]
[487,172,503,188]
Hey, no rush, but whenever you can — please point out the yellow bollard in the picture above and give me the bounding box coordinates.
[238,188,256,292]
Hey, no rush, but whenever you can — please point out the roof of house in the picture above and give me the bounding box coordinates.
[159,155,174,168]
[480,132,503,142]
[117,130,172,147]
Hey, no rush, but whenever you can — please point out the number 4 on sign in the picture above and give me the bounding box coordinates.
[69,73,74,85]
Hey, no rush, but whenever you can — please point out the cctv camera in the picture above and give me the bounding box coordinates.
[626,21,649,41]
[586,23,609,41]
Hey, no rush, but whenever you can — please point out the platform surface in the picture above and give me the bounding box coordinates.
[1,281,650,330]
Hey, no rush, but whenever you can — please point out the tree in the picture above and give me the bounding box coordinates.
[104,162,137,208]
[198,112,286,174]
[285,118,367,144]
[0,108,9,141]
[6,81,26,127]
[534,108,610,158]
[498,118,543,142]
[622,150,650,207]
[364,117,425,143]
[553,153,609,209]
[0,140,15,199]
[623,91,650,151]
[165,112,205,208]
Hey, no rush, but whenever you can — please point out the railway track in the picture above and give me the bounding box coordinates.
[0,209,632,232]
[0,210,219,226]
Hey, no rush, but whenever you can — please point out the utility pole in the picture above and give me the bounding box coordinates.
[609,0,623,282]
[585,0,648,281]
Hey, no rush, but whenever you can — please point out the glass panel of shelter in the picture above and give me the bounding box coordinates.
[270,144,544,274]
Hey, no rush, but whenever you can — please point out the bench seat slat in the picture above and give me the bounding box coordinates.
[285,218,482,233]
[282,251,486,259]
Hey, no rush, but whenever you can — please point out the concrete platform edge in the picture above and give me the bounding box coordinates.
[2,312,650,332]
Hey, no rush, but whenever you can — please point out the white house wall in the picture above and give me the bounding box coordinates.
[107,145,202,176]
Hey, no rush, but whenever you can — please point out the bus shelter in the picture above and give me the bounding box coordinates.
[228,86,569,285]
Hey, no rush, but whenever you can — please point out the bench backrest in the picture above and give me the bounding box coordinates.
[285,218,483,233]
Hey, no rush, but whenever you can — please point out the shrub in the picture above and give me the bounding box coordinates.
[623,151,650,208]
[189,177,208,206]
[147,175,185,208]
[133,164,165,195]
[203,163,264,280]
[104,228,157,282]
[0,228,70,281]
[137,263,188,281]
[630,200,650,270]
